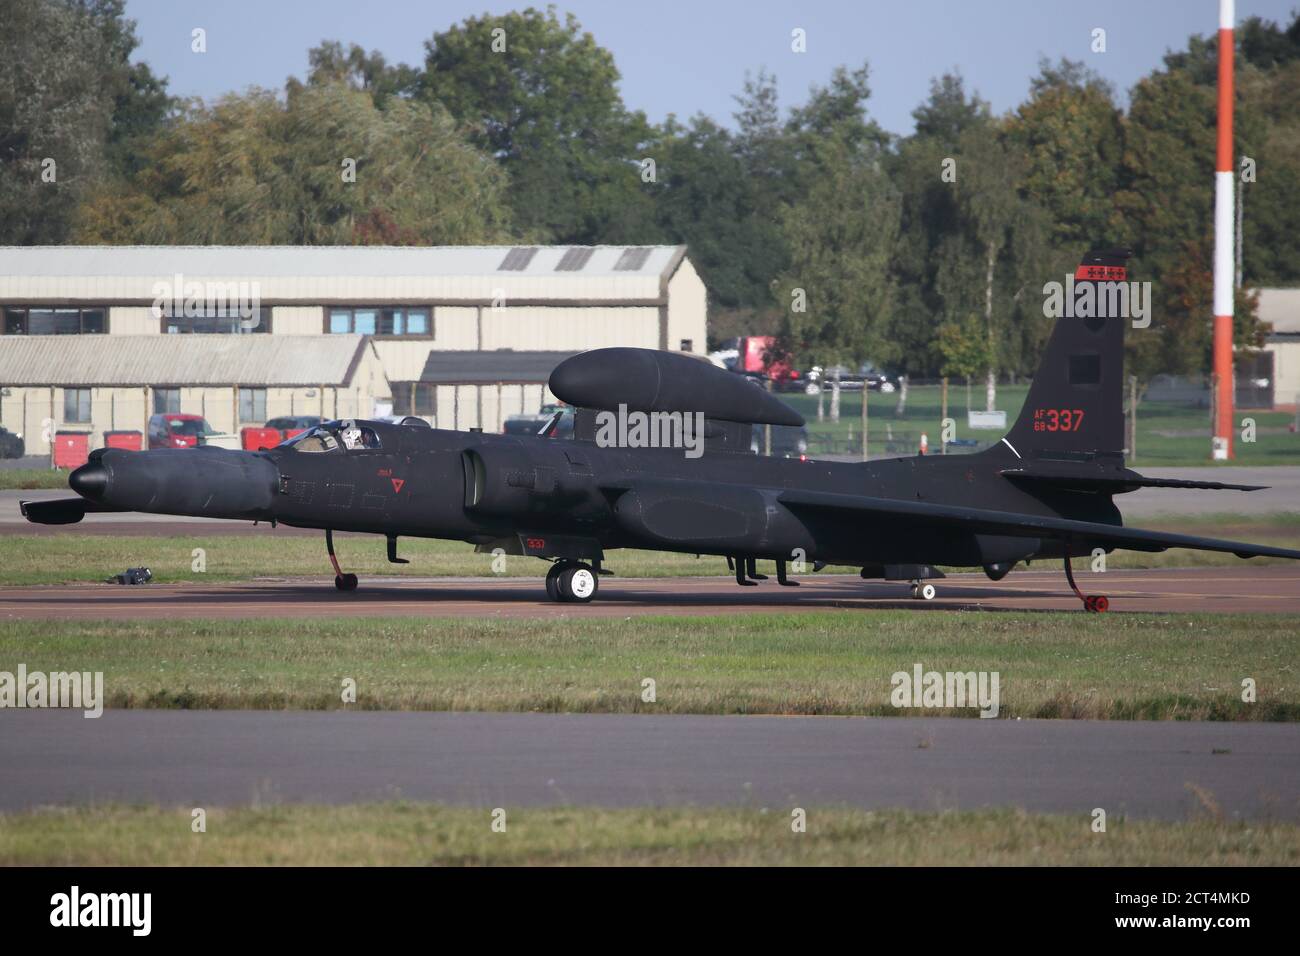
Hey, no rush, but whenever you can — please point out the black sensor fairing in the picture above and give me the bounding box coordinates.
[550,348,804,426]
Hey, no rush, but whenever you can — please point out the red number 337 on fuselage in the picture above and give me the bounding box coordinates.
[1034,408,1085,432]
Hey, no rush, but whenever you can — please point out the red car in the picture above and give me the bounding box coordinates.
[147,413,218,449]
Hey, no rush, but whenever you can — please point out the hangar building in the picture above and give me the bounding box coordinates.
[0,245,707,454]
[1259,288,1300,407]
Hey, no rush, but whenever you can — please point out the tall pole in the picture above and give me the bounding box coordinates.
[940,376,948,455]
[1212,0,1235,459]
[860,384,868,461]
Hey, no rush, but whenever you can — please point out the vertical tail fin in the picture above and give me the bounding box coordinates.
[1001,249,1131,461]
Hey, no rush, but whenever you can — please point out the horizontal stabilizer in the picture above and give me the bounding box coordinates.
[19,497,117,525]
[1000,469,1266,494]
[778,488,1300,561]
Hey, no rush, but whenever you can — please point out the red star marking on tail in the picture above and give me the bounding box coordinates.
[391,478,405,493]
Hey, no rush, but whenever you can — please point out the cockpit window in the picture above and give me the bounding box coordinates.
[281,420,382,453]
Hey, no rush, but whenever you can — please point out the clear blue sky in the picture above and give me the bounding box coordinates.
[126,0,1299,135]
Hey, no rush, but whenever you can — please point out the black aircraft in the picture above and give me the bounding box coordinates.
[23,249,1300,609]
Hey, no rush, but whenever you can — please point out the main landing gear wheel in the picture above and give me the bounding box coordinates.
[910,581,936,601]
[325,530,359,593]
[547,561,598,603]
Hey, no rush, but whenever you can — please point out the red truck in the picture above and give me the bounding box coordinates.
[736,336,805,392]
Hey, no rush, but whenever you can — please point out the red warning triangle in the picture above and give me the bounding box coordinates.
[391,478,405,493]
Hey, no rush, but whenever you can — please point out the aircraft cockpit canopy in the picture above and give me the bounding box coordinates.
[281,420,382,452]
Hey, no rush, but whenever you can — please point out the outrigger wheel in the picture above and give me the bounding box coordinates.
[546,560,598,603]
[1063,551,1108,612]
[910,580,937,601]
[326,529,359,592]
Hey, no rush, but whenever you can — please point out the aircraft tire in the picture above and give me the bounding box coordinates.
[545,563,566,602]
[919,583,936,601]
[560,564,598,603]
[335,573,358,592]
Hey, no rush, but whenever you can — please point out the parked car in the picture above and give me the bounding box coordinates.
[806,365,897,394]
[265,415,323,441]
[0,426,25,458]
[147,413,237,449]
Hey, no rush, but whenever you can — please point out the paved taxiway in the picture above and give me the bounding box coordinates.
[2,710,1296,820]
[1,565,1297,619]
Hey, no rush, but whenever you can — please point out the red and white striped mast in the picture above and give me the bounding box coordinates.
[1212,0,1235,459]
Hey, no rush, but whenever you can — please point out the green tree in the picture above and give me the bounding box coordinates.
[416,6,651,243]
[0,0,169,241]
[937,124,1043,411]
[776,133,901,421]
[74,84,512,245]
[1006,58,1125,253]
[298,41,419,106]
[936,312,991,411]
[888,74,991,377]
[1116,24,1279,387]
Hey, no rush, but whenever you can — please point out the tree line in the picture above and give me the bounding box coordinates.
[4,1,1299,394]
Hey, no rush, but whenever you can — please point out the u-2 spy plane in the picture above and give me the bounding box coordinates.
[24,249,1300,609]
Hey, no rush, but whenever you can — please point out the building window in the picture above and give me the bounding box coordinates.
[327,307,430,337]
[162,307,269,334]
[239,387,267,423]
[153,388,181,414]
[5,308,106,335]
[63,388,91,423]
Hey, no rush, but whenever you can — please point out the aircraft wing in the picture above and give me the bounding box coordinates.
[777,488,1300,560]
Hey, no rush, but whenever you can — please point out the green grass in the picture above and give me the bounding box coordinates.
[2,612,1296,718]
[0,533,757,585]
[788,384,1300,465]
[1,804,1294,866]
[1,513,1296,586]
[0,468,70,490]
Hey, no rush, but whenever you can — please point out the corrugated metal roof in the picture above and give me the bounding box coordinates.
[0,245,685,279]
[420,350,578,384]
[0,335,369,386]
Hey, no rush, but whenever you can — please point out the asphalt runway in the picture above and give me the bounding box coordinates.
[1,566,1297,619]
[2,710,1296,820]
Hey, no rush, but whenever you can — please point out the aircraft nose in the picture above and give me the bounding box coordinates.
[69,461,109,501]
